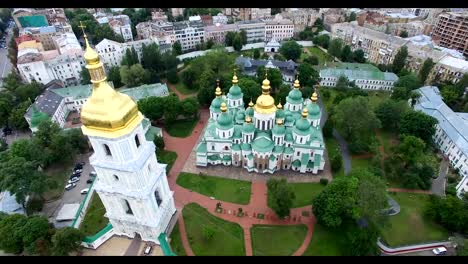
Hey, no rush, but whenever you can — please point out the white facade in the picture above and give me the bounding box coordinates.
[95,38,160,68]
[173,21,205,52]
[237,20,266,43]
[88,121,176,244]
[265,19,294,42]
[213,13,228,25]
[251,8,271,20]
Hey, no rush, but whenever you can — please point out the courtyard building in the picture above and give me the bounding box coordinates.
[432,12,468,58]
[236,20,266,43]
[173,20,205,52]
[235,55,298,84]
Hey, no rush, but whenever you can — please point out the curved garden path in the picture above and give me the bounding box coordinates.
[161,108,316,256]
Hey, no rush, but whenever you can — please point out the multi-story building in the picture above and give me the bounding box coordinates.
[428,56,468,84]
[52,32,83,56]
[251,8,271,20]
[20,26,58,51]
[432,12,468,57]
[213,13,228,25]
[264,18,294,42]
[151,11,168,22]
[319,63,398,91]
[173,20,205,52]
[279,9,320,32]
[413,86,468,198]
[95,38,171,69]
[236,20,266,43]
[196,73,326,174]
[108,15,134,42]
[135,21,176,44]
[171,8,185,18]
[235,56,297,84]
[204,23,238,45]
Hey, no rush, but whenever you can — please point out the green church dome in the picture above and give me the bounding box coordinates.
[228,84,243,99]
[307,102,321,118]
[210,97,225,113]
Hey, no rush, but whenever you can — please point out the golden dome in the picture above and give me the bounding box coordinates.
[80,24,141,138]
[215,87,222,97]
[232,69,238,84]
[293,76,300,89]
[220,102,228,112]
[248,99,254,107]
[301,108,309,118]
[311,92,318,102]
[276,118,284,125]
[245,115,252,123]
[277,102,283,109]
[254,73,277,114]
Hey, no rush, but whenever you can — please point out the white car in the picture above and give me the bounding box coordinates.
[432,247,447,255]
[80,188,89,195]
[68,177,80,184]
[65,183,76,190]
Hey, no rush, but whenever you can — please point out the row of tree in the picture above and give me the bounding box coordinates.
[225,30,247,51]
[0,213,83,255]
[327,38,366,63]
[137,93,199,124]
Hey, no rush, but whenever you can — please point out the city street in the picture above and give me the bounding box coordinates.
[0,27,13,88]
[42,152,95,227]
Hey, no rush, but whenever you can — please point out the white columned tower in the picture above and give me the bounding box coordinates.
[79,27,176,244]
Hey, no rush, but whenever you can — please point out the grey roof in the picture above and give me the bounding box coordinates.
[173,20,204,30]
[235,56,297,75]
[415,86,468,156]
[0,192,25,215]
[25,87,64,119]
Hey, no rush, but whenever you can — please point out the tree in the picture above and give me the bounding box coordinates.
[9,139,42,163]
[137,96,165,121]
[64,129,89,154]
[179,97,199,119]
[253,49,260,59]
[0,214,28,253]
[232,34,243,51]
[18,216,52,255]
[297,63,320,88]
[107,66,122,88]
[162,94,181,124]
[8,101,30,130]
[2,72,22,93]
[333,97,381,154]
[425,195,468,233]
[14,82,43,102]
[206,38,215,49]
[172,41,182,55]
[304,55,319,65]
[348,12,357,22]
[267,178,295,218]
[400,110,438,144]
[34,119,61,148]
[80,66,91,84]
[390,87,410,101]
[327,38,343,59]
[51,227,84,256]
[154,135,165,150]
[345,222,380,256]
[341,45,354,62]
[374,99,410,131]
[279,40,303,61]
[335,76,350,90]
[313,18,324,32]
[313,34,330,49]
[240,29,247,45]
[399,30,408,38]
[93,24,124,43]
[181,68,197,89]
[225,31,236,46]
[49,132,74,164]
[394,73,421,91]
[392,46,408,74]
[330,153,342,172]
[256,66,283,92]
[202,226,215,241]
[418,58,434,84]
[120,64,149,88]
[271,8,282,16]
[441,85,462,107]
[353,49,366,63]
[395,135,426,164]
[240,78,262,105]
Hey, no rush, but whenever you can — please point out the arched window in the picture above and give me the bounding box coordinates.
[154,190,162,206]
[113,175,119,181]
[135,134,141,148]
[123,199,133,215]
[104,144,112,156]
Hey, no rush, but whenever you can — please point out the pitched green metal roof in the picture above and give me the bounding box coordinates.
[18,15,48,28]
[223,155,231,161]
[292,159,301,167]
[118,83,170,101]
[228,84,243,99]
[247,153,253,159]
[314,154,322,165]
[242,122,255,134]
[208,155,220,161]
[269,155,276,161]
[30,105,50,128]
[273,145,284,153]
[145,126,161,142]
[320,63,398,82]
[197,142,207,153]
[301,153,310,166]
[272,124,286,135]
[252,133,274,152]
[52,84,92,99]
[232,144,241,151]
[284,147,294,154]
[241,143,252,151]
[307,160,314,168]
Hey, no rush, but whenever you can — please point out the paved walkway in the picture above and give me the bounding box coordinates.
[332,129,351,175]
[431,159,448,196]
[161,108,316,256]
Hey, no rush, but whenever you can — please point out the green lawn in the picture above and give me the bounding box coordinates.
[302,224,344,256]
[174,81,196,95]
[169,222,187,256]
[79,193,109,236]
[157,150,178,173]
[380,193,448,247]
[183,203,245,256]
[176,172,251,204]
[166,118,199,138]
[307,46,334,66]
[267,182,325,209]
[42,161,74,201]
[325,137,345,178]
[351,157,373,171]
[251,225,308,256]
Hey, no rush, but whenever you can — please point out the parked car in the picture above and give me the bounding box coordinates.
[143,244,153,255]
[71,172,81,178]
[80,188,89,195]
[65,183,76,190]
[432,247,447,255]
[68,177,79,184]
[74,163,83,170]
[74,169,83,174]
[86,179,93,184]
[89,171,97,177]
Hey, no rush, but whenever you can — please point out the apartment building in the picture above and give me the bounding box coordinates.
[136,21,176,44]
[204,23,239,44]
[432,12,468,57]
[428,56,468,84]
[265,18,294,42]
[236,20,266,43]
[414,86,468,198]
[20,26,58,51]
[279,9,320,32]
[173,20,205,52]
[213,13,228,25]
[251,8,271,20]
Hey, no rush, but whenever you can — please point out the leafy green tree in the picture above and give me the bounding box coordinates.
[353,49,366,63]
[225,31,236,46]
[51,227,84,256]
[253,49,260,59]
[399,30,408,38]
[19,216,52,255]
[154,135,165,150]
[335,76,350,90]
[392,46,408,74]
[80,66,91,84]
[327,38,343,59]
[179,97,199,119]
[394,73,421,91]
[2,72,22,92]
[181,68,197,89]
[425,195,468,233]
[341,45,354,62]
[345,222,380,256]
[2,96,20,128]
[137,96,165,121]
[94,24,124,43]
[330,153,342,172]
[34,119,61,148]
[9,139,42,163]
[395,135,426,164]
[172,41,182,55]
[162,94,180,124]
[441,85,462,107]
[107,66,122,88]
[390,87,411,101]
[279,40,303,61]
[14,82,43,102]
[313,34,330,49]
[232,34,243,51]
[418,58,434,84]
[400,110,438,144]
[275,84,291,103]
[64,129,89,154]
[120,64,149,87]
[374,99,410,131]
[202,226,215,241]
[49,132,74,164]
[256,66,283,92]
[267,178,296,218]
[312,18,324,32]
[0,214,28,253]
[240,78,262,105]
[240,29,247,45]
[348,12,357,22]
[297,63,320,87]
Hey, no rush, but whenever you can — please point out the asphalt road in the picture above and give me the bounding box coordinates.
[0,27,13,88]
[42,152,95,228]
[432,158,448,196]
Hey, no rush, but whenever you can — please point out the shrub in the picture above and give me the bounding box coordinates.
[320,178,329,185]
[330,153,342,172]
[26,198,45,215]
[446,185,457,197]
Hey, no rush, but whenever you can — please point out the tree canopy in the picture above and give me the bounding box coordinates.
[392,46,408,75]
[279,40,303,61]
[399,110,438,144]
[267,178,295,218]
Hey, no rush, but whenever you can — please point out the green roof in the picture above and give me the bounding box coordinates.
[273,145,284,153]
[314,154,321,165]
[320,62,398,82]
[242,122,255,134]
[307,160,314,168]
[210,97,225,112]
[301,153,310,166]
[269,155,276,161]
[197,142,207,153]
[223,155,231,161]
[245,107,254,117]
[284,147,294,154]
[285,133,293,142]
[232,144,241,151]
[208,155,220,161]
[142,118,150,129]
[272,124,286,135]
[276,109,285,119]
[294,118,311,134]
[252,133,274,152]
[145,126,161,141]
[247,153,253,159]
[52,84,92,99]
[228,84,243,99]
[18,15,48,28]
[307,103,321,118]
[286,88,303,105]
[30,105,50,128]
[292,160,301,167]
[217,112,234,130]
[241,143,251,151]
[118,83,170,101]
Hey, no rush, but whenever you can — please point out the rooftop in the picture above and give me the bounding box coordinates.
[437,56,468,71]
[320,63,399,81]
[18,15,48,28]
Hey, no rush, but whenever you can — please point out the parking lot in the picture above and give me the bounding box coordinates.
[42,152,96,227]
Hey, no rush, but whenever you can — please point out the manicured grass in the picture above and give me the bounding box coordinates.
[325,137,345,178]
[251,225,308,256]
[166,118,198,138]
[307,46,334,66]
[183,203,245,256]
[174,81,196,95]
[169,222,187,256]
[157,150,178,173]
[380,192,448,247]
[351,157,373,171]
[267,182,325,208]
[42,161,74,201]
[302,224,344,256]
[79,193,109,236]
[176,172,251,204]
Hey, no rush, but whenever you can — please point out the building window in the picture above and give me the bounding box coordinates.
[154,190,162,206]
[114,175,119,181]
[135,135,141,148]
[123,199,133,215]
[104,144,112,156]
[212,145,215,150]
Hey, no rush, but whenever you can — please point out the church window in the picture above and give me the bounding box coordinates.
[154,190,162,206]
[114,175,119,181]
[104,144,112,156]
[297,151,300,156]
[212,145,215,150]
[135,135,141,148]
[225,146,229,150]
[123,199,133,215]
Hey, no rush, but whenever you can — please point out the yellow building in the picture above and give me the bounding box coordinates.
[17,40,45,51]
